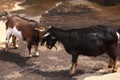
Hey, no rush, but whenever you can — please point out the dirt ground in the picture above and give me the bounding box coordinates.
[0,0,120,80]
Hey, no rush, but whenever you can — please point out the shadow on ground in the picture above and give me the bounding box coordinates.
[0,50,31,67]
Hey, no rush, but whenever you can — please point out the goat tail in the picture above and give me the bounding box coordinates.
[116,28,120,41]
[116,32,120,40]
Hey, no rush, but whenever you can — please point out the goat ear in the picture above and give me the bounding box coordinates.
[4,11,8,16]
[35,28,44,32]
[2,11,8,16]
[43,32,50,37]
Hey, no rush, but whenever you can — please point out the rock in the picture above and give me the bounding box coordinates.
[40,0,120,28]
[89,0,120,6]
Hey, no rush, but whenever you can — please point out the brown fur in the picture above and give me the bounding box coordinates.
[5,15,46,57]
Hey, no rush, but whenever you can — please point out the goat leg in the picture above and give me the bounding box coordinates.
[34,44,39,57]
[12,35,18,49]
[112,59,119,72]
[70,54,78,76]
[27,41,32,57]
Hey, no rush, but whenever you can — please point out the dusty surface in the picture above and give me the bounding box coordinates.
[41,0,120,28]
[0,0,120,80]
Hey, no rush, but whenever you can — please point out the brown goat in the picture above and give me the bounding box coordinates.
[0,12,45,57]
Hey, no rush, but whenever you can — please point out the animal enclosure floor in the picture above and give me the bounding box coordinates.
[0,0,120,80]
[0,39,120,80]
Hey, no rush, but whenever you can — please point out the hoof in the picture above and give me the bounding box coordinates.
[108,65,113,68]
[29,54,33,57]
[70,73,75,76]
[14,45,18,49]
[11,46,18,49]
[70,69,76,76]
[117,62,120,67]
[4,48,8,52]
[34,52,39,57]
[112,69,117,73]
[13,46,18,49]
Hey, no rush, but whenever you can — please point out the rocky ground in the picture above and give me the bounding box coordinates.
[41,0,120,28]
[0,0,120,80]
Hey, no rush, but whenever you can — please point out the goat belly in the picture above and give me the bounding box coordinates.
[79,48,106,57]
[69,40,107,57]
[12,27,23,40]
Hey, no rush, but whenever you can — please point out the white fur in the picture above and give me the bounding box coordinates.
[116,32,120,40]
[6,27,13,43]
[35,52,39,56]
[12,27,23,39]
[6,26,23,43]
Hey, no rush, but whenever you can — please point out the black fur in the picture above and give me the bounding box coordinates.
[43,25,118,74]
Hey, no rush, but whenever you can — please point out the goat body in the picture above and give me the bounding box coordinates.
[38,25,119,75]
[2,14,45,57]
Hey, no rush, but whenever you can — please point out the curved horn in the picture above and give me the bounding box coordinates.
[45,25,52,29]
[42,32,50,37]
[48,25,52,29]
[35,28,44,32]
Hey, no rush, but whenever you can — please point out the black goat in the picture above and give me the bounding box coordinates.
[36,25,119,75]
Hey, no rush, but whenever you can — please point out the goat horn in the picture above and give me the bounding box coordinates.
[35,28,44,32]
[45,25,52,29]
[43,32,50,37]
[48,25,52,29]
